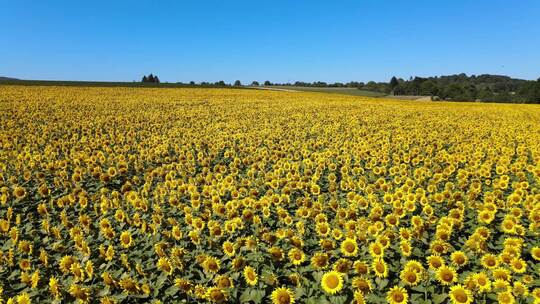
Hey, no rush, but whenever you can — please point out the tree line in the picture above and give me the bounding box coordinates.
[262,74,540,103]
[138,74,540,103]
[388,74,540,103]
[141,74,160,83]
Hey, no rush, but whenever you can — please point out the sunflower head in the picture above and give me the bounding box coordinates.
[451,251,468,267]
[311,252,329,269]
[119,231,133,248]
[353,260,369,275]
[436,265,457,285]
[243,266,258,286]
[497,290,515,304]
[449,284,473,304]
[386,286,408,304]
[320,271,343,294]
[351,277,372,294]
[340,238,358,257]
[205,287,228,303]
[480,254,498,269]
[372,258,388,278]
[288,248,306,266]
[400,267,421,286]
[270,287,295,304]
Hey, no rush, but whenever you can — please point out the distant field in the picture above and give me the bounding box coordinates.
[0,79,239,89]
[265,86,386,97]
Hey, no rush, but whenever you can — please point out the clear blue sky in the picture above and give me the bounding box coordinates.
[2,0,539,83]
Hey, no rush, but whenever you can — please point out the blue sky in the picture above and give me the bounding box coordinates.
[1,0,539,83]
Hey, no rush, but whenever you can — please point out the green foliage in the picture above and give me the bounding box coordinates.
[392,73,539,103]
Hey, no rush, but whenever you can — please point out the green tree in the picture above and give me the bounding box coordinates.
[389,76,399,94]
[419,80,438,96]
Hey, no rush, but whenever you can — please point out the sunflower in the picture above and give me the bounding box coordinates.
[400,268,421,286]
[174,278,193,292]
[340,238,358,257]
[333,258,352,274]
[480,254,499,269]
[119,277,140,294]
[404,260,424,273]
[513,281,529,298]
[473,272,491,293]
[492,279,510,291]
[49,276,61,298]
[102,272,116,287]
[30,269,40,288]
[436,265,457,285]
[269,247,285,261]
[119,231,133,248]
[270,287,295,304]
[450,251,468,268]
[321,271,343,294]
[288,248,306,266]
[372,258,388,278]
[449,284,473,304]
[14,292,31,304]
[478,210,495,224]
[13,186,26,200]
[59,255,76,273]
[19,259,31,271]
[351,277,372,294]
[353,290,366,304]
[400,241,412,256]
[69,284,91,303]
[319,239,336,250]
[497,290,515,304]
[492,267,511,281]
[369,242,384,258]
[157,257,173,275]
[83,260,94,279]
[205,287,228,303]
[243,266,258,286]
[386,286,408,304]
[288,273,301,287]
[311,252,329,269]
[532,247,540,261]
[203,256,221,273]
[171,225,183,240]
[222,241,236,257]
[509,258,526,273]
[353,260,369,275]
[316,222,330,237]
[427,255,445,270]
[430,240,449,255]
[215,275,233,289]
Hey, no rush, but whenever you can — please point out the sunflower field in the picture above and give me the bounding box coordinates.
[0,85,539,304]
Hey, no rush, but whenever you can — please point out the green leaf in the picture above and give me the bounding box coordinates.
[433,293,447,304]
[165,285,179,296]
[240,289,252,303]
[306,297,330,304]
[251,289,265,303]
[329,295,348,304]
[375,277,389,289]
[412,285,427,293]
